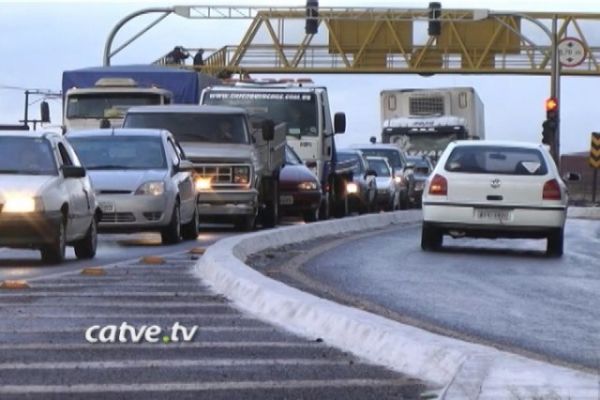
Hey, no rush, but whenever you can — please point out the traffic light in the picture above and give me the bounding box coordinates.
[305,0,319,35]
[428,2,442,36]
[542,97,558,145]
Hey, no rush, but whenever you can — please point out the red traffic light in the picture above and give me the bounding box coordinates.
[545,98,558,112]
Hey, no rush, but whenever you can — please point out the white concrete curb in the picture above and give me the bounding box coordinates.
[568,205,600,219]
[194,211,598,399]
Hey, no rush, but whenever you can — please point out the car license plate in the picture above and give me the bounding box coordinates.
[279,195,294,205]
[99,201,115,213]
[474,208,512,221]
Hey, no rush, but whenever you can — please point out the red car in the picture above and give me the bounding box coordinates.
[279,145,323,222]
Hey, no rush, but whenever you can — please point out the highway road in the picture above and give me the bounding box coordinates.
[252,218,600,372]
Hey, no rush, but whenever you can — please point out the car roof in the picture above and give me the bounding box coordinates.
[66,128,167,139]
[337,148,363,155]
[0,130,60,139]
[449,140,545,150]
[365,156,389,162]
[127,104,247,115]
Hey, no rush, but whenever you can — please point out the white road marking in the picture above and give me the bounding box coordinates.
[0,341,319,350]
[0,379,408,394]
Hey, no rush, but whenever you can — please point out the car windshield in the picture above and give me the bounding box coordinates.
[358,149,404,168]
[337,152,363,174]
[0,136,57,175]
[67,93,163,119]
[204,91,319,137]
[69,136,167,170]
[368,159,391,177]
[444,146,548,175]
[124,113,249,144]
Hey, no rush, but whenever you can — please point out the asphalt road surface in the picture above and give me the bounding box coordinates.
[0,224,429,399]
[264,218,600,371]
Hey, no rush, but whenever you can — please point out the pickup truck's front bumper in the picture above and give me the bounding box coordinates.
[196,189,258,216]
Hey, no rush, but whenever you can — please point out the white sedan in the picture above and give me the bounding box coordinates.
[421,141,574,257]
[0,131,99,263]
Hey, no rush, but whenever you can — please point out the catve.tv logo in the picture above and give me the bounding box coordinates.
[85,322,198,344]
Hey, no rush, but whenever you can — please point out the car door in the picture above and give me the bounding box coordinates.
[56,140,89,237]
[165,135,195,221]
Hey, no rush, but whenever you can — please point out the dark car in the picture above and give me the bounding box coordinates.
[279,145,323,222]
[336,149,377,214]
[406,155,434,208]
[350,143,410,209]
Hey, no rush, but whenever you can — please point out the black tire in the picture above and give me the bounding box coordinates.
[319,195,330,221]
[235,214,256,232]
[303,207,319,223]
[399,191,409,210]
[161,202,181,245]
[74,217,97,259]
[41,219,66,264]
[262,179,279,228]
[181,205,199,241]
[546,228,564,257]
[421,223,443,251]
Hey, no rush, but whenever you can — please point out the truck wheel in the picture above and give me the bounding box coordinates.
[421,223,443,251]
[262,179,279,228]
[399,192,409,210]
[546,228,564,257]
[303,208,319,223]
[181,205,199,240]
[74,217,97,259]
[161,203,182,245]
[41,219,66,264]
[235,214,256,232]
[319,195,330,220]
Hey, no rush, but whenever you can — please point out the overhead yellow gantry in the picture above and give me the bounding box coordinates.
[104,5,600,77]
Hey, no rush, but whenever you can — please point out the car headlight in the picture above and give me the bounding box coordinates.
[2,195,43,213]
[297,181,318,191]
[233,166,250,184]
[394,175,404,184]
[135,181,165,196]
[346,182,359,194]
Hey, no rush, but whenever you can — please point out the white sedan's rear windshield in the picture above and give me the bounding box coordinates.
[444,146,548,175]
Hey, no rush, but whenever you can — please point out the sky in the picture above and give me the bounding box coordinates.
[1,0,599,154]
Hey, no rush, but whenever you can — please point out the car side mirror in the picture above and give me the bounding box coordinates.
[177,159,194,172]
[63,165,86,179]
[563,172,581,182]
[262,119,275,141]
[334,112,346,134]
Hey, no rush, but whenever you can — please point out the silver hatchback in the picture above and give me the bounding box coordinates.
[67,128,198,244]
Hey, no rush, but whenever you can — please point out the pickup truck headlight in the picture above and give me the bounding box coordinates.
[346,182,359,194]
[233,166,250,184]
[135,181,165,196]
[195,177,212,191]
[298,181,318,191]
[3,195,43,213]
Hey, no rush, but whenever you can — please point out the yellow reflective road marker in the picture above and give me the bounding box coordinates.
[141,256,165,265]
[81,267,107,276]
[0,280,30,290]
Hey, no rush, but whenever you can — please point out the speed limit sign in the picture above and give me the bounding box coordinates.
[558,37,587,67]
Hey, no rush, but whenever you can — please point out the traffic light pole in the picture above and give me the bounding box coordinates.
[551,16,561,167]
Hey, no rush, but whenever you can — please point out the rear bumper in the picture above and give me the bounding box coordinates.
[422,202,567,238]
[196,189,258,217]
[0,211,62,247]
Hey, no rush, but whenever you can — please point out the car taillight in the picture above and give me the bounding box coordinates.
[542,179,561,200]
[428,174,447,196]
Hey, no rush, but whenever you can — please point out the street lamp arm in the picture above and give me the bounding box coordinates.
[103,7,175,66]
